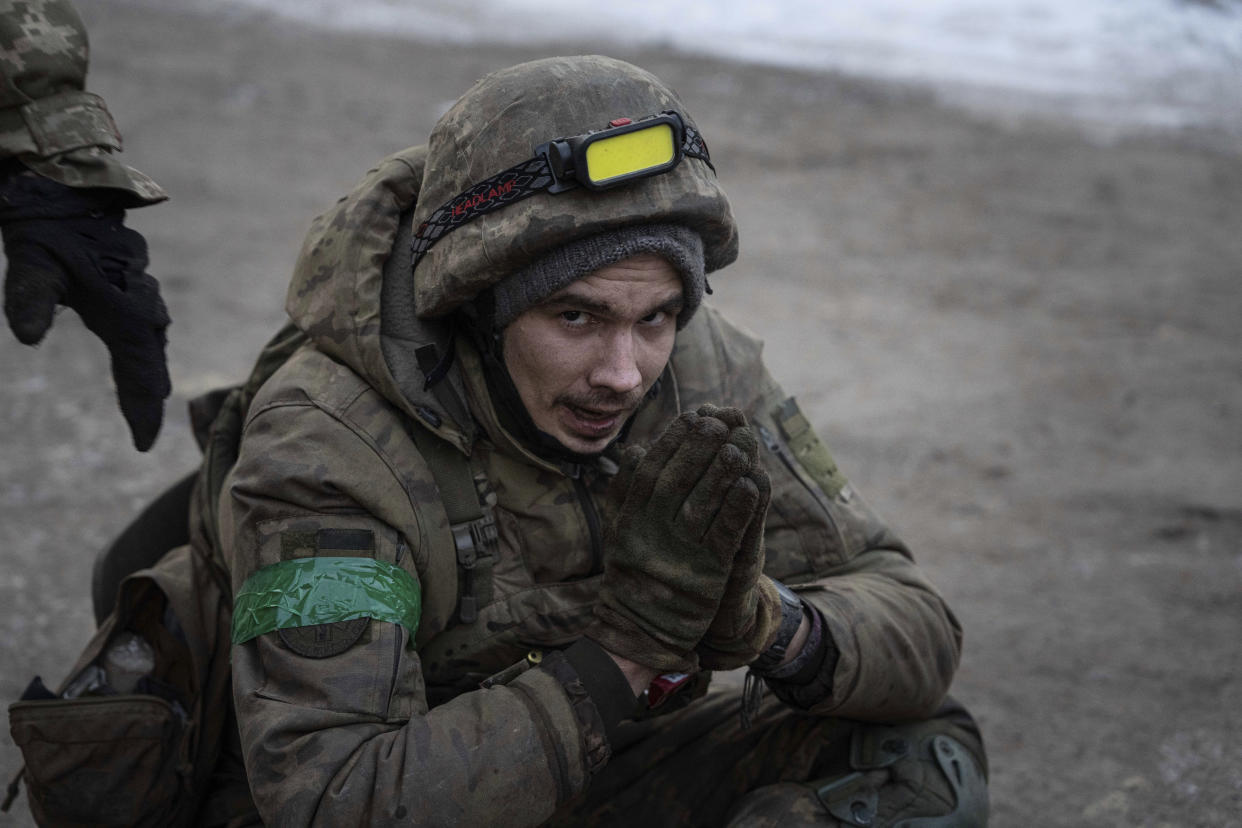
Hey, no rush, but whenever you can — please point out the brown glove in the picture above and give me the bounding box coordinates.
[588,406,762,672]
[695,405,784,671]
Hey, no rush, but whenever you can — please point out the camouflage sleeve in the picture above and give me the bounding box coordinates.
[220,362,611,826]
[673,307,962,721]
[0,0,165,204]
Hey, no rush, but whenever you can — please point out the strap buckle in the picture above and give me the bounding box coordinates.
[451,515,498,623]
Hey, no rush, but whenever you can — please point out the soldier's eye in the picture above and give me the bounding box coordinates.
[560,310,588,327]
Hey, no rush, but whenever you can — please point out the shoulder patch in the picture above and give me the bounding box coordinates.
[280,527,375,560]
[772,397,849,500]
[279,619,371,658]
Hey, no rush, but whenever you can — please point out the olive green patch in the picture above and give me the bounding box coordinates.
[280,530,318,560]
[772,397,848,500]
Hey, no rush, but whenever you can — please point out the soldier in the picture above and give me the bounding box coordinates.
[1,0,170,451]
[222,56,989,825]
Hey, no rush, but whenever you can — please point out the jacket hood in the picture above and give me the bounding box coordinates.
[285,145,475,453]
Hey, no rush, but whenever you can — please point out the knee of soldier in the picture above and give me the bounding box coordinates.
[834,715,988,828]
[924,694,989,780]
[884,730,988,828]
[725,711,989,827]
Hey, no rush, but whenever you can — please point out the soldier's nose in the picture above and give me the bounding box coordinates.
[589,331,642,393]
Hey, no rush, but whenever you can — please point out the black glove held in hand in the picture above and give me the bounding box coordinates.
[3,180,170,451]
[588,405,763,672]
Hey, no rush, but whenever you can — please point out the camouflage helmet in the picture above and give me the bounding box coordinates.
[410,55,738,318]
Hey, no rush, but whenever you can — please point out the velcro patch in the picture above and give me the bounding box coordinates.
[316,528,375,556]
[280,528,375,560]
[280,530,317,560]
[773,397,849,500]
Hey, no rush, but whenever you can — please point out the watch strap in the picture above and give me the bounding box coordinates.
[750,579,806,674]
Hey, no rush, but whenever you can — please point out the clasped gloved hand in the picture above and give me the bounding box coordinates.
[693,405,785,671]
[588,404,766,673]
[2,171,171,451]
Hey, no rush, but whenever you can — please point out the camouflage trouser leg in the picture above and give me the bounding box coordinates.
[544,682,987,827]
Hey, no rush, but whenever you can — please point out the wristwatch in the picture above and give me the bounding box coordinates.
[750,579,807,675]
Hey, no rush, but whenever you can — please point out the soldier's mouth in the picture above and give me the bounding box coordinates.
[562,404,627,438]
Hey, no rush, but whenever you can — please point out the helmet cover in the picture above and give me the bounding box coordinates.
[411,55,738,318]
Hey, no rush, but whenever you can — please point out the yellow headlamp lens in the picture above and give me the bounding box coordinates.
[583,122,677,187]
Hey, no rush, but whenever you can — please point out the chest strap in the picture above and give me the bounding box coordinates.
[408,424,497,624]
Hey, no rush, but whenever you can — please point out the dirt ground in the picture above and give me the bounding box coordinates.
[1,2,1239,825]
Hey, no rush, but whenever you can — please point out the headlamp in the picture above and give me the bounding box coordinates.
[412,111,713,268]
[539,112,683,193]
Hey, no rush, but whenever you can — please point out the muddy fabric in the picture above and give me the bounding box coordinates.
[543,686,986,827]
[587,408,762,673]
[0,0,165,204]
[692,405,786,671]
[220,123,968,822]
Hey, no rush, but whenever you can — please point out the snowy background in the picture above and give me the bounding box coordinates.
[173,0,1242,136]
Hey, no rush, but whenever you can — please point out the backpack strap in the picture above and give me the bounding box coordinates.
[407,424,497,625]
[188,322,310,606]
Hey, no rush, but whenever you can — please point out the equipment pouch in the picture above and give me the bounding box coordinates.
[9,694,186,827]
[5,545,234,827]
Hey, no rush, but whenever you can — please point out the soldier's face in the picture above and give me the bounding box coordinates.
[502,254,683,454]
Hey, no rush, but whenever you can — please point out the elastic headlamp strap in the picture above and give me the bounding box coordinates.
[411,117,713,270]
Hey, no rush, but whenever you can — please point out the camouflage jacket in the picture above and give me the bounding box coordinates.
[220,146,962,825]
[0,0,164,203]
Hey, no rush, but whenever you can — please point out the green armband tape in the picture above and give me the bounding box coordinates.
[231,557,421,645]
